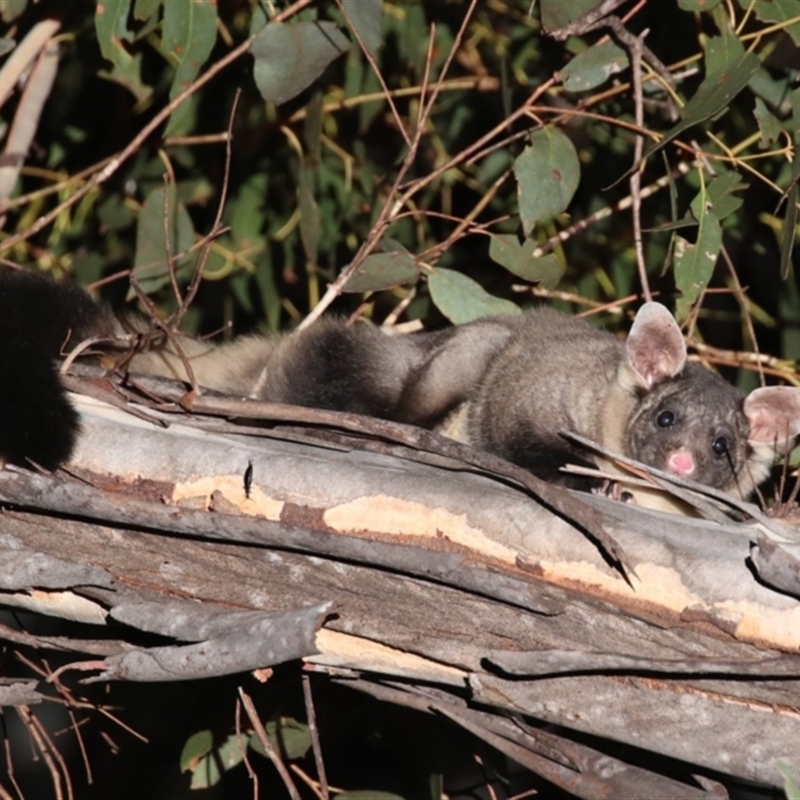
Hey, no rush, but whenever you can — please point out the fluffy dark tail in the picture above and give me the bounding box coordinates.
[0,270,103,468]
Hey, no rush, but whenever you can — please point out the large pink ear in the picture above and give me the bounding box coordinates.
[744,386,800,450]
[626,302,687,388]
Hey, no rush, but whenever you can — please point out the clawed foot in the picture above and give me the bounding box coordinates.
[594,480,637,505]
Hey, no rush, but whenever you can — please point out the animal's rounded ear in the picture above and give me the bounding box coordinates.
[626,302,687,388]
[744,386,800,448]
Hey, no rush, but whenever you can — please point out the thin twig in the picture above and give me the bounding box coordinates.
[238,687,302,800]
[628,30,651,301]
[235,697,259,800]
[302,673,329,800]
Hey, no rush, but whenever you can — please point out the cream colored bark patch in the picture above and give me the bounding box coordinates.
[1,590,108,624]
[172,476,284,520]
[719,599,800,650]
[535,557,800,649]
[323,495,518,563]
[310,629,467,685]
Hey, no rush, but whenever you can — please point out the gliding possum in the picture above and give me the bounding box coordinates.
[2,268,799,508]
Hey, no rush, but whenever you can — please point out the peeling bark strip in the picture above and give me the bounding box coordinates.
[84,603,332,682]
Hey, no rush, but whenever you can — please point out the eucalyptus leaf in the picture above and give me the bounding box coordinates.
[133,0,160,22]
[679,0,722,9]
[753,97,783,147]
[674,191,722,319]
[342,252,419,292]
[428,268,520,324]
[163,0,217,136]
[489,234,563,287]
[180,730,213,772]
[132,185,196,295]
[0,0,27,23]
[540,0,602,33]
[343,0,382,57]
[185,734,244,789]
[639,52,760,170]
[703,22,744,76]
[737,0,800,46]
[558,40,628,93]
[515,127,580,236]
[94,0,151,102]
[251,21,349,105]
[706,171,748,220]
[249,717,312,761]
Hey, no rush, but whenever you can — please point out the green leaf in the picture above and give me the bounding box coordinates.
[133,0,160,22]
[540,0,602,33]
[428,268,520,324]
[640,52,760,168]
[488,234,563,287]
[95,0,151,102]
[0,0,28,23]
[678,0,723,9]
[674,189,722,319]
[515,127,581,236]
[163,0,217,136]
[182,733,244,790]
[703,18,745,76]
[343,0,382,57]
[132,185,196,295]
[737,0,800,46]
[334,792,406,800]
[249,717,312,762]
[753,97,783,147]
[342,251,419,292]
[251,21,350,105]
[778,761,800,800]
[180,730,213,772]
[558,40,628,93]
[706,171,747,219]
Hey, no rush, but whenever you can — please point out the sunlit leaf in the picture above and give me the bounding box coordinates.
[180,730,213,772]
[489,234,563,287]
[428,268,520,324]
[515,127,580,236]
[674,189,722,319]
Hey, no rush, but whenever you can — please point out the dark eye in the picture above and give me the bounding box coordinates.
[656,410,675,428]
[712,436,729,456]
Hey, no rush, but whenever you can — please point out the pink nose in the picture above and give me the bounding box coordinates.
[667,450,695,476]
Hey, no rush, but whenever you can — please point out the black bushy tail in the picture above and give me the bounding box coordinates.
[0,270,102,468]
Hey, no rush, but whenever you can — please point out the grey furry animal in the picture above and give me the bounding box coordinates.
[137,299,800,507]
[2,267,800,511]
